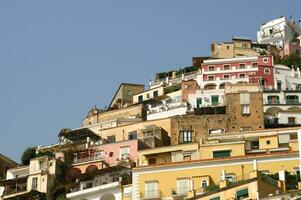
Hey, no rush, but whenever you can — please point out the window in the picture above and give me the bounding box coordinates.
[223,74,230,80]
[127,90,132,96]
[176,178,190,195]
[120,146,130,160]
[264,68,270,74]
[223,65,230,70]
[183,129,192,143]
[266,140,271,145]
[39,160,46,171]
[210,197,220,200]
[288,117,296,125]
[239,63,246,69]
[201,180,208,188]
[32,177,38,190]
[250,141,259,149]
[145,181,158,198]
[196,98,202,108]
[183,155,191,161]
[267,95,280,104]
[128,132,137,140]
[107,135,116,143]
[138,95,143,102]
[146,93,150,98]
[263,58,268,63]
[239,73,246,78]
[236,188,249,200]
[148,158,156,165]
[109,152,114,157]
[211,95,219,106]
[252,62,258,68]
[83,182,93,189]
[296,49,300,55]
[226,45,230,50]
[242,42,247,48]
[241,104,250,115]
[153,90,159,97]
[286,95,299,104]
[95,151,103,159]
[208,76,215,81]
[208,66,215,71]
[213,150,231,158]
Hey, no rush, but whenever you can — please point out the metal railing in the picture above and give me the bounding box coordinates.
[72,154,103,164]
[140,190,162,199]
[171,187,189,196]
[261,174,278,186]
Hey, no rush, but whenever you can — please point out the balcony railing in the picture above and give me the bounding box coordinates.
[4,187,27,196]
[171,187,189,196]
[264,100,300,105]
[140,190,162,199]
[72,154,103,164]
[286,99,300,105]
[266,100,280,105]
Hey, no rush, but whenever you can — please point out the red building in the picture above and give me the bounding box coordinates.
[200,55,274,90]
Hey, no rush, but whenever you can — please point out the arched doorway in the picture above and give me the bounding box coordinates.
[100,193,115,200]
[85,165,98,173]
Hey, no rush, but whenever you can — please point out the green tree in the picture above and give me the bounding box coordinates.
[21,147,54,165]
[21,147,36,165]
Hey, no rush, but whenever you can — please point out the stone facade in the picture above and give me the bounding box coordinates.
[225,88,264,133]
[170,115,227,145]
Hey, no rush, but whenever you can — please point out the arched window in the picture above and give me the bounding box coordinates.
[204,84,216,90]
[201,180,208,188]
[85,165,98,173]
[264,68,270,74]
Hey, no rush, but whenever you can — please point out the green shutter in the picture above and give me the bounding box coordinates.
[213,150,231,158]
[211,95,219,106]
[196,98,202,107]
[210,196,220,200]
[236,188,248,198]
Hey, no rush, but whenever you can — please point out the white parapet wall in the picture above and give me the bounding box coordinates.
[147,107,187,121]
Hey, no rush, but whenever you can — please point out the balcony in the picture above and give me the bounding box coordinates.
[171,188,189,197]
[72,154,103,164]
[285,99,300,105]
[265,100,280,105]
[67,181,121,198]
[140,190,162,200]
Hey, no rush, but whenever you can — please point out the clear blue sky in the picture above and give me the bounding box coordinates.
[0,0,300,162]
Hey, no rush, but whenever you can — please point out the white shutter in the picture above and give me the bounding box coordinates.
[177,178,190,195]
[240,93,250,104]
[145,181,157,198]
[278,134,290,144]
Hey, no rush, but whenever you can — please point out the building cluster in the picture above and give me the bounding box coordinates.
[1,16,301,200]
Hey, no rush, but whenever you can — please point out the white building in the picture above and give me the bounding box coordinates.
[264,64,301,126]
[257,16,301,48]
[66,167,131,200]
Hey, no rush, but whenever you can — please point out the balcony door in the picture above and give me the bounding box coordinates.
[145,181,158,198]
[176,178,190,195]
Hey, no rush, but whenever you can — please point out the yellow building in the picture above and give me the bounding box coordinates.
[133,127,301,200]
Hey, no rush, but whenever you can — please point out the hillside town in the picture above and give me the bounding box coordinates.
[1,16,301,200]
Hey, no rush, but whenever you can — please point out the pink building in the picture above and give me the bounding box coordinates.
[69,139,149,174]
[283,43,301,57]
[200,55,274,90]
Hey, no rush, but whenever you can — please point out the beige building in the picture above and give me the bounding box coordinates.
[83,104,147,127]
[108,83,145,109]
[0,156,58,200]
[211,37,260,58]
[0,154,17,181]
